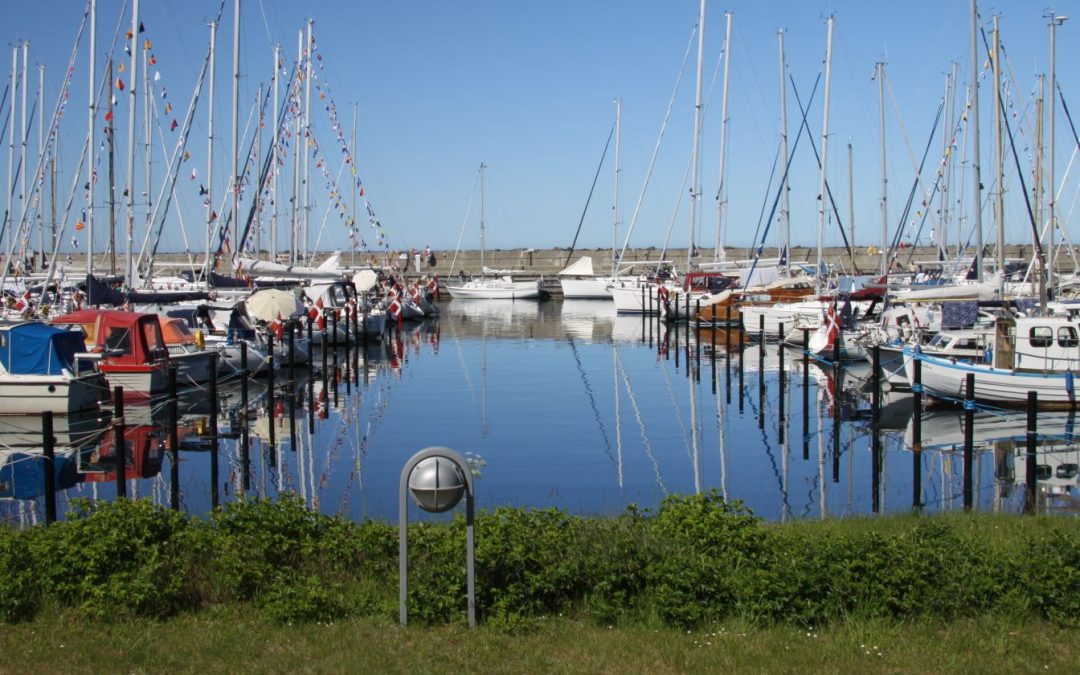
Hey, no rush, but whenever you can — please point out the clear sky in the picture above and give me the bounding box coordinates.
[3,0,1079,259]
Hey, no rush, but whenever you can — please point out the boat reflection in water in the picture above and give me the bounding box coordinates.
[3,300,1075,524]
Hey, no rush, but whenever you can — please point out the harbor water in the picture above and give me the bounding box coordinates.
[1,298,1076,526]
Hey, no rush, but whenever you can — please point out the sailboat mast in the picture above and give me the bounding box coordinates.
[125,0,139,290]
[19,42,27,263]
[205,20,217,278]
[479,162,486,275]
[714,11,732,263]
[37,63,44,261]
[87,0,96,279]
[230,0,241,270]
[778,29,790,276]
[970,0,983,282]
[612,97,620,276]
[302,19,313,263]
[993,16,1004,278]
[143,35,152,273]
[6,46,15,257]
[817,16,834,281]
[351,102,357,267]
[1048,11,1066,300]
[107,58,116,275]
[291,28,301,266]
[848,142,854,262]
[271,43,279,262]
[877,62,887,275]
[939,66,953,259]
[688,0,705,271]
[254,84,262,257]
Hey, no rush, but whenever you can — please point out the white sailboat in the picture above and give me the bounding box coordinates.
[447,163,541,300]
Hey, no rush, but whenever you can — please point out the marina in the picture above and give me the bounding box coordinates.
[2,297,1078,527]
[0,1,1079,529]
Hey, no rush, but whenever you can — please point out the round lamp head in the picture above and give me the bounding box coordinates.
[407,456,466,513]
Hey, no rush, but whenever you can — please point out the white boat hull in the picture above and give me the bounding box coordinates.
[446,278,540,300]
[559,276,612,299]
[0,372,108,415]
[904,348,1080,406]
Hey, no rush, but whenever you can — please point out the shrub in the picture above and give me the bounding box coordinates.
[259,572,350,624]
[0,528,38,622]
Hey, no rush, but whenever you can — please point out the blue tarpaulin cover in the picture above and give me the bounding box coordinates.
[0,322,86,375]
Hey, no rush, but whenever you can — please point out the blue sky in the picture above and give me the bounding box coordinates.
[4,1,1079,257]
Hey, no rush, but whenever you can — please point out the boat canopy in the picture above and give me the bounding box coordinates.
[559,256,595,277]
[0,321,87,375]
[52,309,169,364]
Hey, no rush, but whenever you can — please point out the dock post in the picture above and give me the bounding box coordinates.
[738,316,745,413]
[641,285,646,339]
[1025,390,1038,514]
[168,367,179,510]
[802,329,810,461]
[266,333,276,453]
[331,311,340,409]
[778,325,786,443]
[42,411,56,524]
[209,352,219,509]
[963,372,975,511]
[344,306,352,395]
[287,320,296,385]
[113,386,126,498]
[239,343,250,492]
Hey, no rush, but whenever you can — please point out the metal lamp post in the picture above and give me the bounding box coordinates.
[399,447,475,627]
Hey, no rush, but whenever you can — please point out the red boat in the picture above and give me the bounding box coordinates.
[51,309,173,402]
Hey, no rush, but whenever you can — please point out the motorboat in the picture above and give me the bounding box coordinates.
[0,321,109,415]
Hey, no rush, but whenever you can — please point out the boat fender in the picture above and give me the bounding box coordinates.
[195,329,206,351]
[1067,370,1075,401]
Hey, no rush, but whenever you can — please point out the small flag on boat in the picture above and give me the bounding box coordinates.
[170,118,178,131]
[118,62,125,73]
[149,54,156,66]
[199,184,207,195]
[104,111,113,122]
[14,290,30,311]
[139,21,145,33]
[154,71,161,82]
[116,78,125,91]
[165,102,171,114]
[144,39,151,50]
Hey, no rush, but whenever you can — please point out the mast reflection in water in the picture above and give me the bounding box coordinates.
[2,298,1077,525]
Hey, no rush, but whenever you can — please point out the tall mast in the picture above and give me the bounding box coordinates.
[1048,11,1066,300]
[37,64,44,261]
[6,46,16,257]
[714,11,732,263]
[291,28,301,266]
[612,97,621,277]
[271,44,279,262]
[688,0,705,271]
[970,0,983,282]
[107,58,116,275]
[230,0,241,270]
[1034,75,1044,266]
[143,33,152,276]
[778,29,790,275]
[817,16,834,281]
[302,19,313,262]
[20,42,27,263]
[876,61,887,275]
[479,162,486,275]
[992,16,1004,278]
[87,0,96,279]
[848,142,854,263]
[124,0,139,290]
[254,84,262,257]
[205,20,217,278]
[939,65,954,259]
[351,102,357,267]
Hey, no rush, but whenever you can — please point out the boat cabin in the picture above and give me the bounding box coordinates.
[993,315,1080,372]
[51,309,170,366]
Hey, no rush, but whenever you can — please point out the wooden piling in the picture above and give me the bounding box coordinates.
[113,386,125,499]
[42,411,56,524]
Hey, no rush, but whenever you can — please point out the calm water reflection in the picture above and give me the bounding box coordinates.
[2,298,1077,525]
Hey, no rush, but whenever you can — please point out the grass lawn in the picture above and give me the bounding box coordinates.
[0,608,1077,674]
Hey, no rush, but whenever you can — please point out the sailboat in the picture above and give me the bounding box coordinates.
[446,164,541,300]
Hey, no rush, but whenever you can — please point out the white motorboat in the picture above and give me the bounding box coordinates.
[0,321,108,415]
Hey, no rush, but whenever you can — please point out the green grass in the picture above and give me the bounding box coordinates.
[0,607,1076,674]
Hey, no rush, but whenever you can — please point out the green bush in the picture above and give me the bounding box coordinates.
[0,528,38,622]
[25,498,193,619]
[1,495,1079,629]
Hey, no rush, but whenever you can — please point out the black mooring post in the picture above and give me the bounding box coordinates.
[307,317,313,359]
[239,343,250,493]
[802,329,810,461]
[641,285,646,339]
[963,372,975,511]
[1026,390,1039,514]
[871,345,881,422]
[912,356,923,451]
[113,386,126,498]
[344,306,352,395]
[778,325,786,444]
[738,320,745,413]
[42,411,56,524]
[168,367,179,510]
[332,314,340,409]
[267,333,276,452]
[287,320,296,385]
[209,352,219,509]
